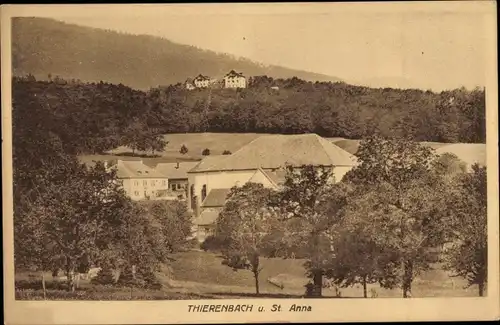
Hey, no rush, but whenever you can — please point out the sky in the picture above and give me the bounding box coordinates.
[20,3,494,91]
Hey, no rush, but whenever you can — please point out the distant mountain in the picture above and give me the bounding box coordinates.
[12,17,342,90]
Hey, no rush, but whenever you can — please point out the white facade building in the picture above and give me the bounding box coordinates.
[187,133,358,242]
[223,70,247,89]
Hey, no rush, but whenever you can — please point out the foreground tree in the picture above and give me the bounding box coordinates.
[274,165,351,297]
[442,164,487,296]
[15,160,135,291]
[343,136,450,298]
[215,183,278,294]
[324,222,387,298]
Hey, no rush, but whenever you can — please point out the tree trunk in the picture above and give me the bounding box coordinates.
[41,272,47,300]
[312,269,323,297]
[253,271,260,295]
[362,275,367,298]
[402,260,413,298]
[478,282,485,297]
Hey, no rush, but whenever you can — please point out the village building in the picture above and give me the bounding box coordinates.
[223,70,247,89]
[185,78,196,90]
[193,188,231,242]
[187,133,358,242]
[107,160,172,201]
[193,74,211,88]
[155,161,200,200]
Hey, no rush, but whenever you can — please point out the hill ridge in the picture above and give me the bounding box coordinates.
[12,17,343,90]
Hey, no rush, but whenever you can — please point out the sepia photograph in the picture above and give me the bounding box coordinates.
[2,2,499,324]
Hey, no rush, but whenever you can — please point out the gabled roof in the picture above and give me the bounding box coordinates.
[201,188,232,208]
[435,143,486,169]
[111,160,166,179]
[225,70,245,78]
[188,134,358,173]
[155,162,200,179]
[194,210,220,226]
[194,74,210,81]
[189,155,228,173]
[261,169,287,186]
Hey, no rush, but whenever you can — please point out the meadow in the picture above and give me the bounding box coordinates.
[15,250,480,300]
[78,132,476,167]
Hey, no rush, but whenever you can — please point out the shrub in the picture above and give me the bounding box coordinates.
[91,268,115,285]
[15,279,68,291]
[202,148,211,156]
[179,145,188,155]
[15,288,210,300]
[200,235,226,252]
[116,266,162,290]
[222,150,232,155]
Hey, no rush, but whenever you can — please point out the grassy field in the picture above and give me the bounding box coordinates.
[79,132,468,166]
[15,250,481,300]
[163,250,480,298]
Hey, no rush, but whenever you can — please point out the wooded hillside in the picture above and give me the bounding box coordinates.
[12,17,342,90]
[12,75,485,158]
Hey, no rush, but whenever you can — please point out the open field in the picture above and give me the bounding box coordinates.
[16,250,481,300]
[79,133,483,167]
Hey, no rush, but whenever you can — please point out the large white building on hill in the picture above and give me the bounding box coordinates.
[187,133,358,241]
[223,70,247,89]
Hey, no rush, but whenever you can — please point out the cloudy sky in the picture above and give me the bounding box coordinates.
[17,3,495,91]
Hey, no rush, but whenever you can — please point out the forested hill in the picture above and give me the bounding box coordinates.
[12,17,342,90]
[12,75,485,158]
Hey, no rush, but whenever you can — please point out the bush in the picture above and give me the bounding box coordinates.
[202,148,210,156]
[222,150,232,155]
[179,145,188,155]
[200,235,226,252]
[15,289,208,300]
[91,268,115,285]
[116,266,162,290]
[15,279,68,291]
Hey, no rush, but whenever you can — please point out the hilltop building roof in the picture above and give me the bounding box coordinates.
[194,74,210,81]
[225,70,245,78]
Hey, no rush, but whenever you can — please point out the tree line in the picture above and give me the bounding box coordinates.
[13,78,192,292]
[205,137,487,298]
[14,74,485,159]
[12,74,487,296]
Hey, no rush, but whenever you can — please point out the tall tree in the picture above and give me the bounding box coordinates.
[215,183,278,294]
[343,136,450,298]
[275,165,351,296]
[442,164,487,296]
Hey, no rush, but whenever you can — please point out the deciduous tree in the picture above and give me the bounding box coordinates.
[442,164,487,296]
[215,183,278,294]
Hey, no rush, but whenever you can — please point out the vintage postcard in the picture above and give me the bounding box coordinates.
[2,2,499,324]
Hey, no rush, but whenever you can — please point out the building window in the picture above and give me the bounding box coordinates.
[201,185,207,202]
[134,191,139,196]
[143,180,147,186]
[190,185,196,210]
[134,181,139,186]
[151,180,155,186]
[162,180,167,186]
[171,183,177,191]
